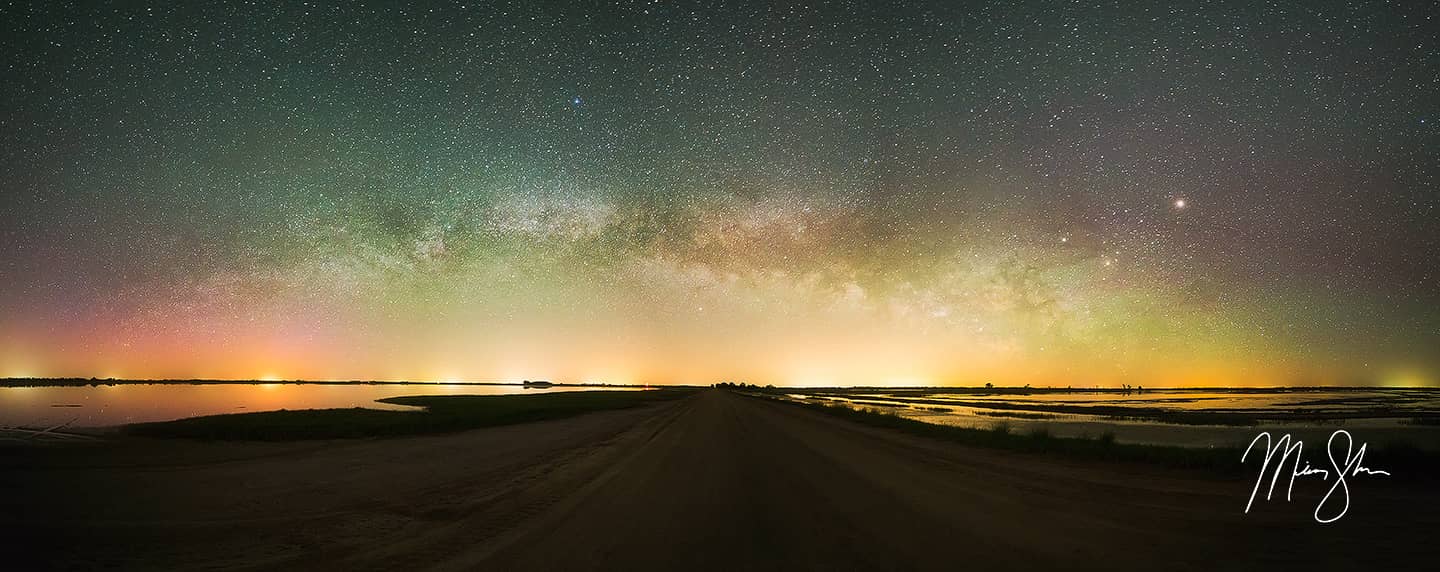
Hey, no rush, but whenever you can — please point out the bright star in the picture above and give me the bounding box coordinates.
[1174,198,1187,209]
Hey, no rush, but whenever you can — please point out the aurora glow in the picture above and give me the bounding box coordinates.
[1,1,1436,387]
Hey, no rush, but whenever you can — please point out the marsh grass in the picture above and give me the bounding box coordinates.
[774,387,1438,426]
[125,389,693,440]
[975,410,1060,420]
[761,395,1440,476]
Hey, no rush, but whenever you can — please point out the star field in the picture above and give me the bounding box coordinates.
[1,1,1436,386]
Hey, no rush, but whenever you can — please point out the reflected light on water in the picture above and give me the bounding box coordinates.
[786,388,1440,449]
[0,383,647,427]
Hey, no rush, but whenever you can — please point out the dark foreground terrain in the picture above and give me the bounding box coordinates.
[3,390,1435,570]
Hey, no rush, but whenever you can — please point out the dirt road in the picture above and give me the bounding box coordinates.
[3,390,1434,570]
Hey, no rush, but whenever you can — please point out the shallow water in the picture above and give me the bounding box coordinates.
[0,383,639,428]
[784,388,1440,450]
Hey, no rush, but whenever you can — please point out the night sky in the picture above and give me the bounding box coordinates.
[1,1,1436,386]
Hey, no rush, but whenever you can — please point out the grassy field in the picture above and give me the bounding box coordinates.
[753,392,1440,477]
[125,389,694,440]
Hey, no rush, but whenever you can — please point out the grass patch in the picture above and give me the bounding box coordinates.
[125,389,693,441]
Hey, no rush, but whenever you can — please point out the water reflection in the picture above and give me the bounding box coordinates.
[0,383,641,428]
[783,389,1440,450]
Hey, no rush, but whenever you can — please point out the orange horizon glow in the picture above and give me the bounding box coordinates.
[2,221,1433,389]
[2,352,1430,388]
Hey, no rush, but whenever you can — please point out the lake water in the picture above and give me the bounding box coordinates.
[6,384,1438,450]
[782,388,1440,450]
[0,383,641,428]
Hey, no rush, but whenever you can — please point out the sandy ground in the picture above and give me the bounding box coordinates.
[2,390,1435,570]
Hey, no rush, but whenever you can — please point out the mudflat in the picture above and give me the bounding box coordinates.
[3,390,1434,570]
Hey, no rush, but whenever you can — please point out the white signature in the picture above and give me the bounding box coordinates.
[1241,429,1390,523]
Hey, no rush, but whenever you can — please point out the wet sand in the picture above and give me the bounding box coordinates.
[3,390,1435,570]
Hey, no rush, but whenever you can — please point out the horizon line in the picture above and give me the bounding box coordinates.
[1,376,1434,390]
